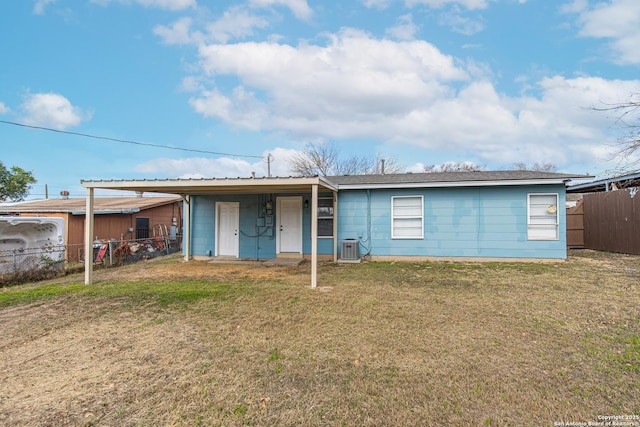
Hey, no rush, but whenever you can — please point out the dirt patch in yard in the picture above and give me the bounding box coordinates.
[59,255,312,284]
[1,250,639,426]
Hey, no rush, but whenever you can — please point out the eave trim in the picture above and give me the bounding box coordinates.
[336,179,572,190]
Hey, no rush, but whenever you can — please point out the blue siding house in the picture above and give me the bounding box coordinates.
[81,171,588,287]
[186,173,575,261]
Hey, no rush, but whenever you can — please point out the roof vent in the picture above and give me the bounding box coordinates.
[135,191,144,198]
[60,191,70,200]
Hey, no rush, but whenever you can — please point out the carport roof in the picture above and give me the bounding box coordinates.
[81,175,338,195]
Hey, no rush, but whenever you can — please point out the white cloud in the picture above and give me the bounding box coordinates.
[153,0,312,46]
[560,0,588,14]
[154,7,270,45]
[0,102,10,114]
[193,29,468,130]
[568,0,640,64]
[135,0,195,9]
[136,156,255,178]
[438,7,485,35]
[362,0,496,10]
[406,162,427,172]
[153,17,198,45]
[394,76,636,167]
[20,92,90,130]
[386,14,419,40]
[205,6,270,43]
[189,88,234,122]
[90,0,196,11]
[135,147,300,178]
[249,0,313,21]
[184,28,640,171]
[359,0,393,9]
[263,147,301,176]
[33,0,56,15]
[405,0,491,10]
[180,76,204,93]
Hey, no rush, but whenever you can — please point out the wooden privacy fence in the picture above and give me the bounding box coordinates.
[566,199,584,249]
[581,188,640,255]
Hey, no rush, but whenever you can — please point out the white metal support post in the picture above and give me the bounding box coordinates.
[84,187,94,285]
[311,184,318,289]
[181,195,191,261]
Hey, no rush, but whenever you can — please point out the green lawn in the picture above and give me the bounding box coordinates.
[0,251,638,426]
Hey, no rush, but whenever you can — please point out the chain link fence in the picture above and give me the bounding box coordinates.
[0,245,66,286]
[1,236,182,287]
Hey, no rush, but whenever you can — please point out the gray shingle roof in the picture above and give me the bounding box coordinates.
[326,170,590,186]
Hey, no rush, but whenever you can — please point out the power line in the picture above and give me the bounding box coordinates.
[0,119,265,159]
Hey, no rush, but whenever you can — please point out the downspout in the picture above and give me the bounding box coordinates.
[332,191,338,262]
[476,188,481,256]
[359,189,372,257]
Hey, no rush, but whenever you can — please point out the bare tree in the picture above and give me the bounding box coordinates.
[289,143,339,176]
[594,93,640,171]
[368,155,404,175]
[423,161,485,173]
[289,143,404,176]
[512,162,557,172]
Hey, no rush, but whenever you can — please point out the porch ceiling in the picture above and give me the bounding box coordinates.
[81,176,337,196]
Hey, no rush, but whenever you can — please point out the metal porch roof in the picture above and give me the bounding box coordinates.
[81,176,338,195]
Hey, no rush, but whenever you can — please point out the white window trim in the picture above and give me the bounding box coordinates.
[527,193,559,241]
[391,195,424,240]
[317,197,334,238]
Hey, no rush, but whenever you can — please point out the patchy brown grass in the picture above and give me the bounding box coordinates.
[0,250,639,426]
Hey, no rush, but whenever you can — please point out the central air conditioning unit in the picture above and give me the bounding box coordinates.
[340,239,360,261]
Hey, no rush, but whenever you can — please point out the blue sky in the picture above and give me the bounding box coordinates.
[1,0,639,199]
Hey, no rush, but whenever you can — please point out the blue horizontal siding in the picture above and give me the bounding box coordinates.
[190,197,216,256]
[188,185,567,261]
[337,185,567,259]
[189,193,335,259]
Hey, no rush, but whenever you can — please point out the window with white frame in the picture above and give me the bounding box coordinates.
[392,196,424,239]
[317,197,334,237]
[527,193,559,240]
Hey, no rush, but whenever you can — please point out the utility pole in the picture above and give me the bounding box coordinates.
[265,153,274,177]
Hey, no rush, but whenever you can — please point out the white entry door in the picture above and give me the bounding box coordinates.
[277,197,302,254]
[216,202,239,257]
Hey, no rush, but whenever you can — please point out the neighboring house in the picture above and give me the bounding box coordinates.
[0,196,182,261]
[567,171,640,255]
[80,171,589,287]
[566,171,640,193]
